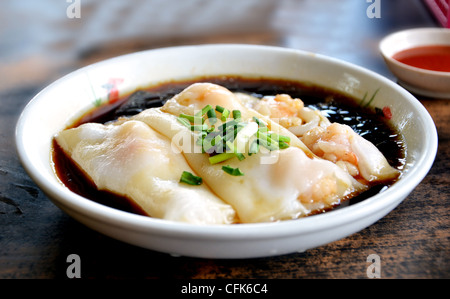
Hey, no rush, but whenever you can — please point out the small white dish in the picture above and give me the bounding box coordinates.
[379,27,450,98]
[15,44,437,258]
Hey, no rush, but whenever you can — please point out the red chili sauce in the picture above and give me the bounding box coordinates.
[392,45,450,72]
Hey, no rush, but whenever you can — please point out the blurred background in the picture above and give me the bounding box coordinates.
[0,0,440,93]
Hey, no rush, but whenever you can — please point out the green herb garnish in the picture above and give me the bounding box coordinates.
[222,165,244,176]
[216,105,230,121]
[248,139,260,156]
[206,108,217,125]
[179,113,204,124]
[178,104,292,177]
[209,152,236,165]
[232,110,242,120]
[196,104,213,116]
[180,171,203,185]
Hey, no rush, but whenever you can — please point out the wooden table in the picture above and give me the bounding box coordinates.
[1,0,448,281]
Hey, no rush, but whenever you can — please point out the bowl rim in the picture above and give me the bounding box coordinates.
[379,27,450,76]
[15,44,438,241]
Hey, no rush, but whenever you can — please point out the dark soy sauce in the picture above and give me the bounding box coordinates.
[53,76,405,217]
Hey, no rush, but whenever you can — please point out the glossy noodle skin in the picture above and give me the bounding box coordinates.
[53,80,402,224]
[131,83,367,222]
[55,120,237,225]
[238,91,400,183]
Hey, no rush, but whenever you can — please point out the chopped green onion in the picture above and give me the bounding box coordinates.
[206,108,217,125]
[207,107,216,118]
[278,141,290,149]
[219,119,239,133]
[232,110,241,120]
[206,125,216,133]
[209,152,236,165]
[248,139,259,155]
[202,134,222,153]
[216,105,230,121]
[257,131,277,145]
[221,109,230,121]
[253,116,267,127]
[177,116,191,128]
[225,140,245,161]
[257,131,279,151]
[222,165,244,176]
[178,103,291,168]
[213,139,225,153]
[235,152,246,161]
[215,105,226,113]
[190,124,209,131]
[196,131,207,144]
[270,133,291,143]
[179,113,204,124]
[196,104,213,116]
[226,141,245,161]
[180,171,203,185]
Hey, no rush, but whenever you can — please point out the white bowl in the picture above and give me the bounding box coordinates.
[379,28,450,98]
[15,44,437,258]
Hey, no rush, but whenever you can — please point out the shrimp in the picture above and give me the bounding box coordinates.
[299,177,338,206]
[236,93,330,137]
[236,92,399,183]
[302,123,360,177]
[167,85,398,184]
[301,123,400,183]
[163,83,245,117]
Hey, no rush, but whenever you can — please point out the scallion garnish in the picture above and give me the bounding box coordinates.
[178,103,292,178]
[252,116,267,127]
[209,152,236,165]
[248,139,259,156]
[222,165,244,176]
[177,116,209,132]
[216,105,230,121]
[179,113,204,124]
[215,105,226,113]
[190,124,209,131]
[257,131,279,151]
[232,110,241,120]
[196,104,213,116]
[278,141,290,149]
[177,116,192,129]
[180,171,203,185]
[225,140,245,161]
[206,108,217,125]
[270,133,291,143]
